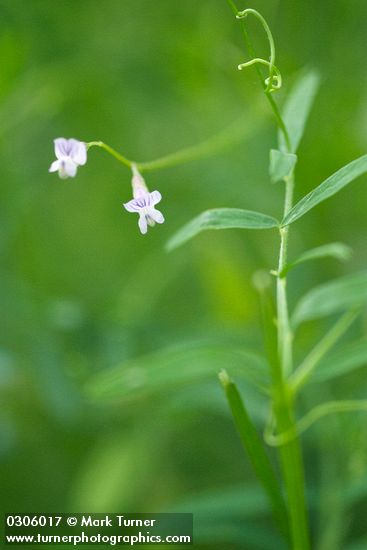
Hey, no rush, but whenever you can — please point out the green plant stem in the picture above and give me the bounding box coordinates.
[274,151,310,550]
[87,141,132,168]
[87,116,258,175]
[227,0,291,148]
[273,393,310,549]
[266,93,292,151]
[277,176,294,377]
[274,273,310,549]
[228,1,310,546]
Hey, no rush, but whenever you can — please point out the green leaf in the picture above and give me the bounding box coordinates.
[290,309,358,393]
[278,69,320,153]
[219,370,289,542]
[311,340,367,383]
[292,271,367,326]
[166,208,279,251]
[282,154,367,226]
[86,342,269,401]
[269,149,297,183]
[280,242,352,277]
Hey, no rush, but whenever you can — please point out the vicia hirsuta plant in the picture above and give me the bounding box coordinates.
[54,5,367,549]
[168,4,367,549]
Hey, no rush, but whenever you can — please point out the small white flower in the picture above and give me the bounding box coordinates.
[49,138,87,179]
[123,165,165,234]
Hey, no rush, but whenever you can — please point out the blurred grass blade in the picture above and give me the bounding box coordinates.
[290,309,358,392]
[167,209,279,251]
[278,70,320,153]
[282,154,367,226]
[292,271,367,326]
[309,339,367,384]
[138,114,262,172]
[219,370,289,542]
[269,149,297,183]
[280,242,352,277]
[86,342,269,401]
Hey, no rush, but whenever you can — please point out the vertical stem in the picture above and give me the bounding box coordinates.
[275,392,310,550]
[275,173,310,549]
[265,92,292,152]
[277,174,294,377]
[227,2,310,546]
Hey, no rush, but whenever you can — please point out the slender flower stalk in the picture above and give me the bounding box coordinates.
[85,115,257,174]
[87,141,132,169]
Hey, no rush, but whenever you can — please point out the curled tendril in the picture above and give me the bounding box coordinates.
[238,58,282,91]
[236,8,282,93]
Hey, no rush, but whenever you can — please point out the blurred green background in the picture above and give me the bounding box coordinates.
[1,1,367,548]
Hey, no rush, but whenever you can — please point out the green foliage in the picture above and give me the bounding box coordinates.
[87,342,269,400]
[310,339,367,384]
[219,370,289,541]
[2,1,367,548]
[280,242,352,277]
[283,154,367,226]
[167,208,279,251]
[278,70,320,153]
[269,149,297,183]
[292,271,367,325]
[290,309,358,392]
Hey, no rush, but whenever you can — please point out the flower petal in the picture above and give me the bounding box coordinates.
[54,138,69,159]
[150,207,164,224]
[69,139,87,165]
[133,187,149,201]
[49,159,61,173]
[59,160,78,179]
[150,190,162,205]
[123,199,141,212]
[123,199,141,213]
[138,214,148,234]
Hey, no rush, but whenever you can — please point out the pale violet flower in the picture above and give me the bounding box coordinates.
[123,165,164,234]
[49,138,87,179]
